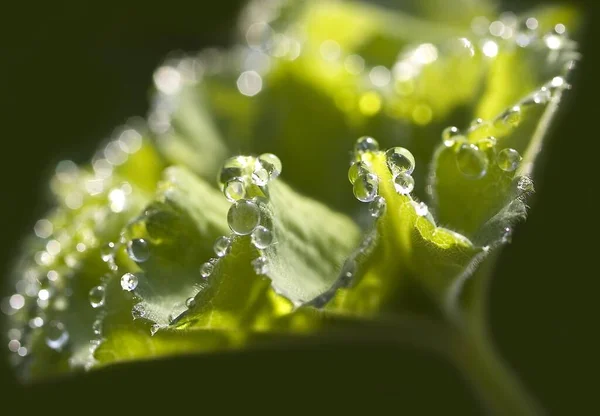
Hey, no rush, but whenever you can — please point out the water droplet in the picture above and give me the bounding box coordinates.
[442,126,462,147]
[132,303,145,320]
[497,148,522,172]
[200,261,215,279]
[88,286,105,308]
[219,156,252,189]
[385,147,416,175]
[46,321,69,351]
[185,297,196,309]
[348,161,369,184]
[120,273,138,291]
[252,256,268,275]
[214,236,232,257]
[501,106,521,127]
[415,201,429,216]
[470,118,484,128]
[501,227,513,243]
[368,196,386,217]
[476,137,497,152]
[393,172,415,195]
[251,226,273,249]
[127,238,150,263]
[353,173,378,202]
[355,136,379,154]
[29,316,44,328]
[92,319,102,336]
[8,339,20,352]
[251,164,270,186]
[532,87,551,104]
[339,258,357,286]
[456,143,488,179]
[257,153,282,180]
[101,242,116,262]
[516,176,534,194]
[224,178,246,202]
[34,219,53,239]
[227,200,261,235]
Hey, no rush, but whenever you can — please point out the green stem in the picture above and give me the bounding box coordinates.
[451,329,544,416]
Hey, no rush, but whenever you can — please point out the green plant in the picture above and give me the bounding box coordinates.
[2,0,579,413]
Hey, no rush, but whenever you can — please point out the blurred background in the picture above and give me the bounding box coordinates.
[1,0,597,413]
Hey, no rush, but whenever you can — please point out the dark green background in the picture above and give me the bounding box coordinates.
[1,0,597,413]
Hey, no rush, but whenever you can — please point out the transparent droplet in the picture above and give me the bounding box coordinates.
[470,118,484,128]
[219,156,252,189]
[88,286,105,308]
[252,256,268,275]
[227,200,261,235]
[127,238,150,263]
[251,226,273,249]
[132,303,145,320]
[385,147,416,175]
[476,137,497,152]
[368,196,386,218]
[101,242,116,262]
[532,87,551,104]
[224,178,246,202]
[393,172,415,195]
[214,236,232,257]
[348,161,369,184]
[120,273,138,292]
[442,126,461,147]
[497,148,522,172]
[46,321,69,351]
[355,136,379,154]
[251,164,270,186]
[414,201,429,217]
[501,106,521,127]
[185,297,196,309]
[339,258,357,286]
[257,153,282,180]
[92,319,102,336]
[353,173,378,202]
[516,176,534,194]
[200,261,215,279]
[456,143,489,179]
[501,227,513,243]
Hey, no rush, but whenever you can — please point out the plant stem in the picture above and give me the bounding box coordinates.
[451,329,544,416]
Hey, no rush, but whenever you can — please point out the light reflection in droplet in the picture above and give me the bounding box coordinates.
[526,18,538,30]
[47,270,59,282]
[369,66,391,87]
[8,339,20,352]
[9,294,25,310]
[118,129,143,154]
[153,66,182,95]
[320,40,341,61]
[555,23,566,35]
[38,289,50,301]
[482,40,499,57]
[109,188,127,213]
[237,71,263,97]
[489,21,505,37]
[413,43,438,64]
[46,240,61,256]
[34,219,53,239]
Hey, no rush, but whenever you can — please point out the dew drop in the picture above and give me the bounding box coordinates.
[92,319,102,336]
[456,143,488,179]
[532,87,551,104]
[252,256,268,275]
[132,303,145,320]
[368,196,386,218]
[339,258,357,286]
[393,172,415,195]
[348,161,369,184]
[353,173,379,202]
[213,236,232,257]
[219,156,252,189]
[442,126,462,147]
[185,297,196,309]
[501,106,522,127]
[46,321,69,351]
[200,261,215,279]
[251,226,273,249]
[355,136,379,154]
[88,286,105,308]
[414,201,429,216]
[251,164,270,186]
[497,148,522,172]
[470,118,484,128]
[127,238,150,263]
[501,227,513,243]
[385,147,416,175]
[476,136,497,152]
[120,273,138,292]
[227,200,261,235]
[257,153,282,180]
[101,242,116,262]
[224,178,246,202]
